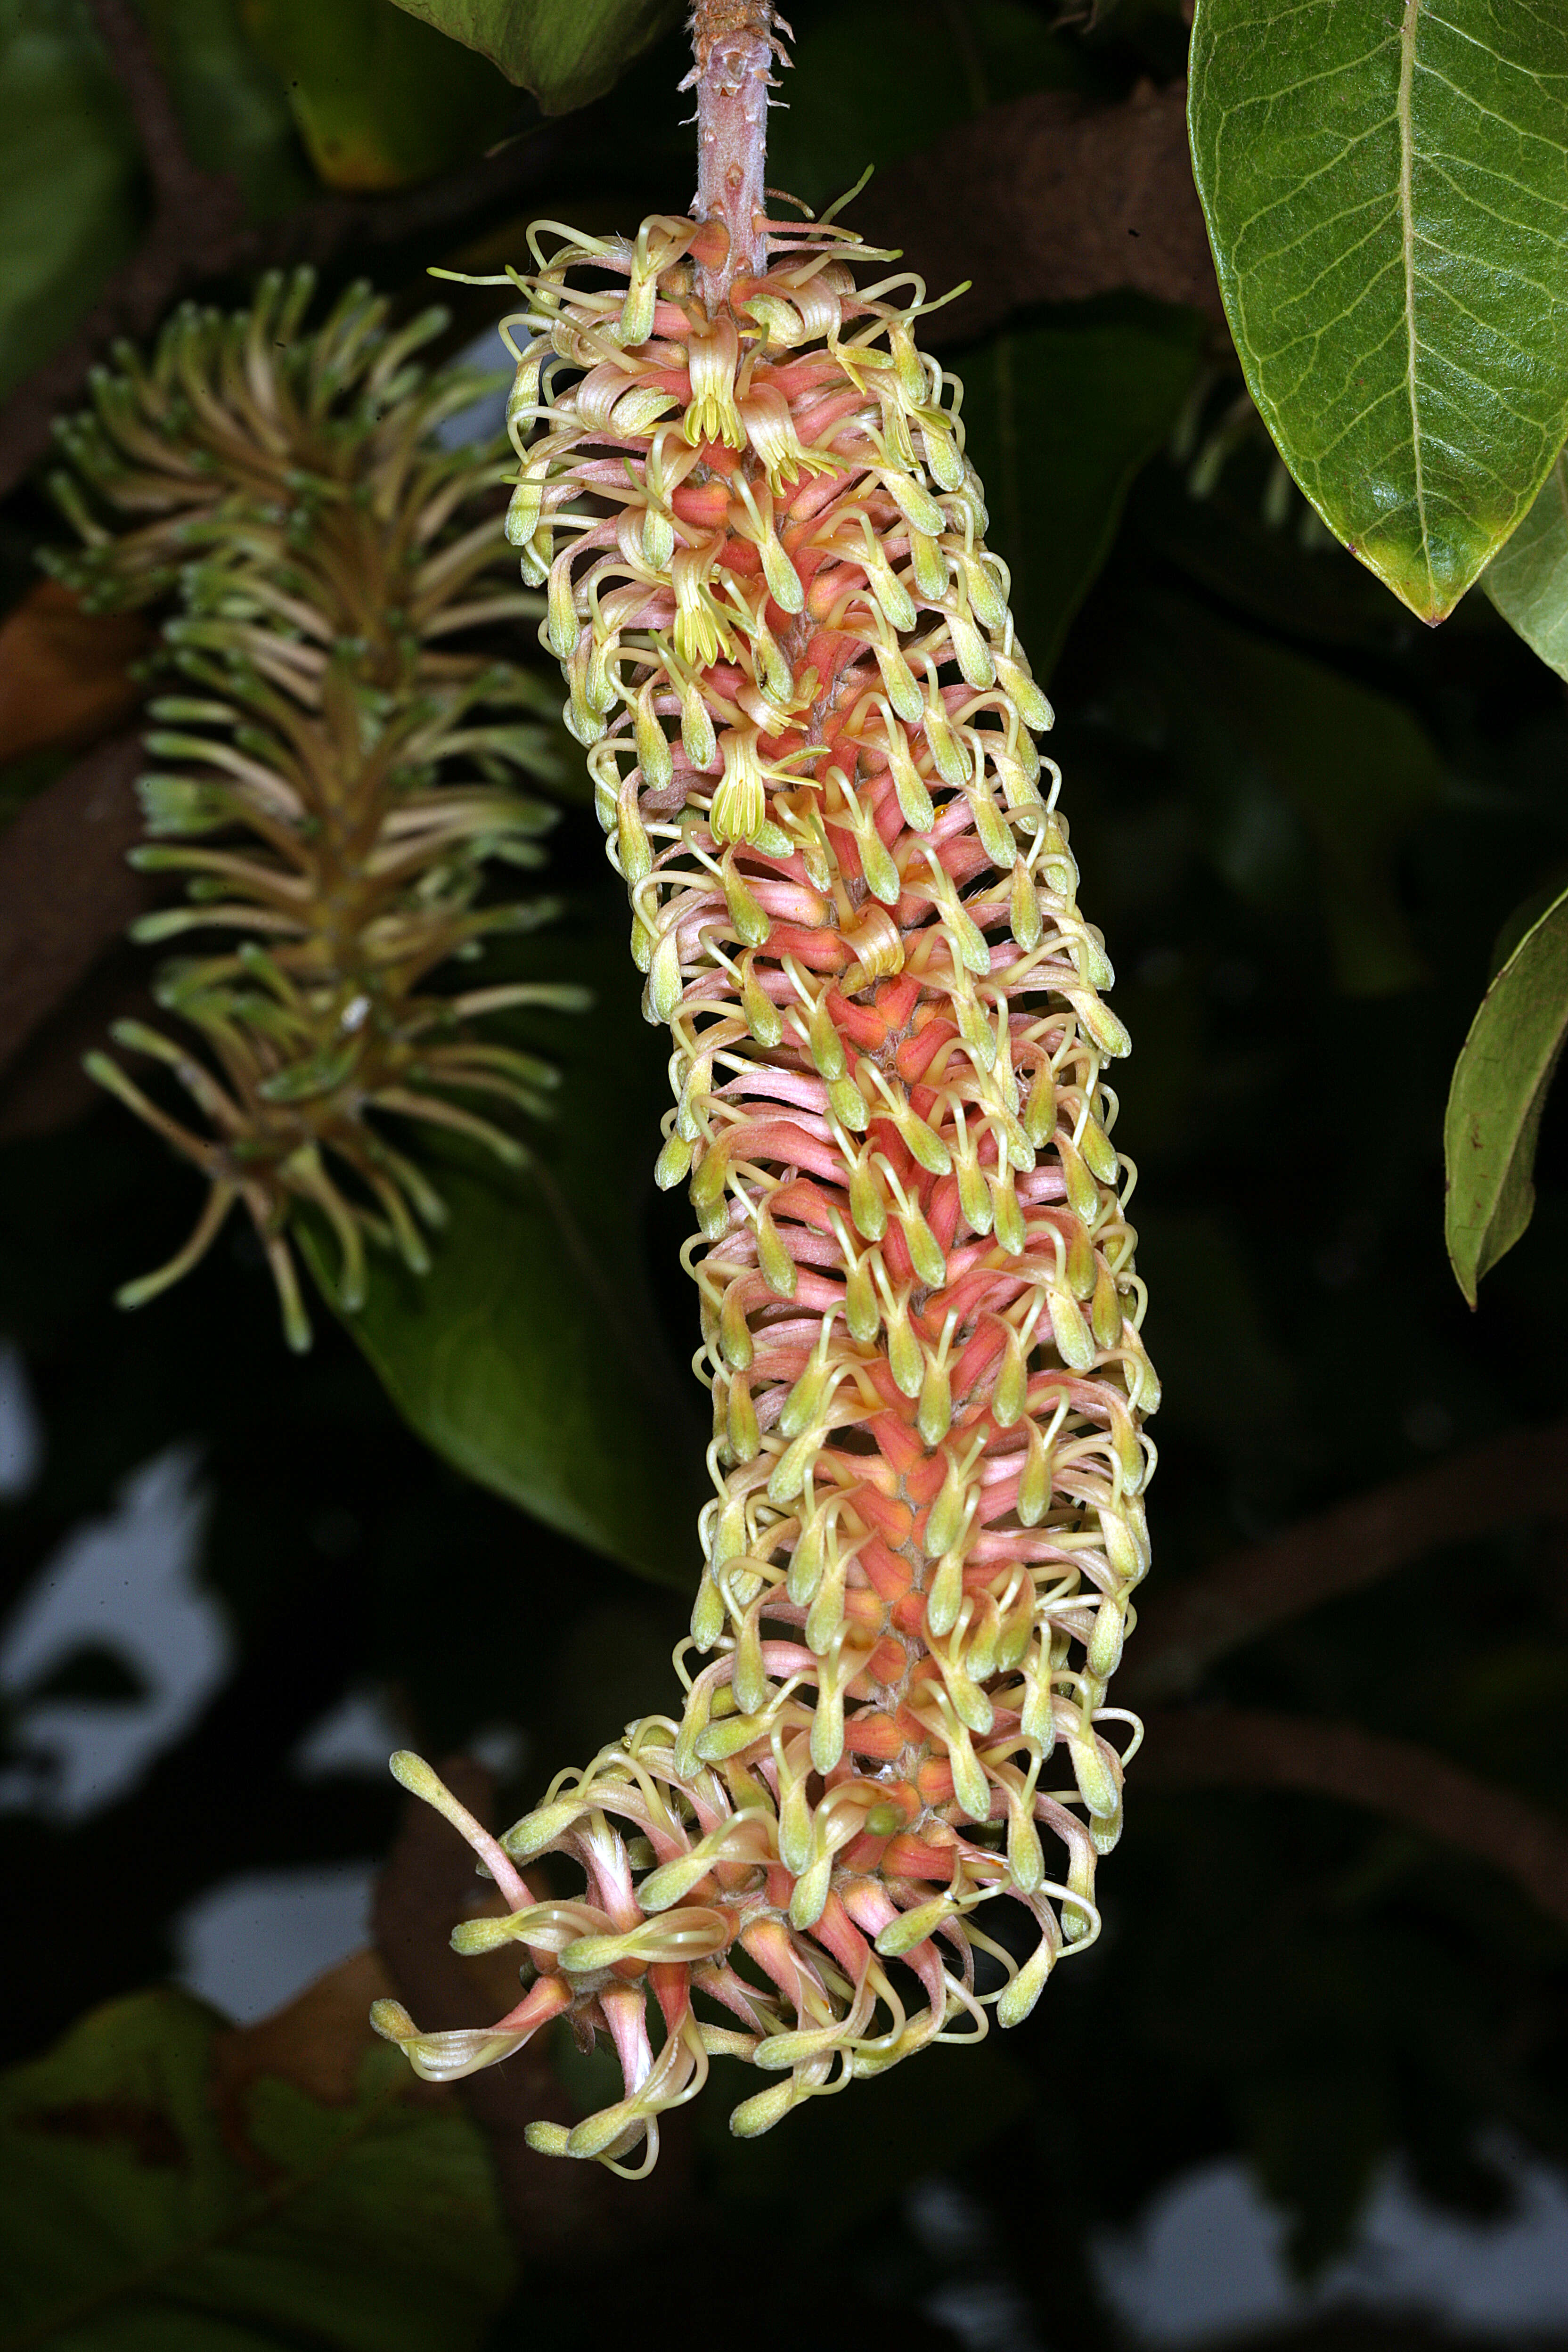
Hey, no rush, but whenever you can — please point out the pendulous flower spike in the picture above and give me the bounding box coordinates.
[383,0,1158,2176]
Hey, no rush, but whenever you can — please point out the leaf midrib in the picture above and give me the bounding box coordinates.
[1398,0,1433,600]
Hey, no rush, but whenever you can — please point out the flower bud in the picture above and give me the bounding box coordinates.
[844,1254,880,1343]
[740,952,784,1045]
[727,1372,760,1461]
[730,2082,798,2139]
[912,1345,949,1430]
[997,1928,1056,2027]
[904,1210,948,1296]
[849,1156,889,1241]
[875,1895,955,1958]
[992,1321,1029,1426]
[756,1205,797,1298]
[1018,1419,1053,1527]
[1069,1733,1121,1820]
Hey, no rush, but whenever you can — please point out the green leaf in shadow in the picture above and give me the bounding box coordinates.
[311,1152,706,1591]
[302,890,708,1591]
[1444,882,1568,1305]
[382,0,683,114]
[0,1986,512,2352]
[145,0,311,219]
[1149,601,1443,996]
[768,0,1085,218]
[1188,0,1568,621]
[0,1,140,405]
[241,0,521,189]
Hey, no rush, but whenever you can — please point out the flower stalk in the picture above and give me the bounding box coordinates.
[48,272,580,1347]
[686,0,790,304]
[378,9,1159,2174]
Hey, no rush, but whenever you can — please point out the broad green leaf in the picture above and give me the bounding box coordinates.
[1444,882,1568,1304]
[383,0,682,114]
[1484,447,1568,681]
[320,1156,706,1590]
[305,891,709,1591]
[241,0,520,189]
[0,0,140,405]
[0,1984,513,2352]
[957,297,1208,676]
[1188,0,1568,623]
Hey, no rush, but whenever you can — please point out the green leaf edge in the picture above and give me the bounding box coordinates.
[382,0,684,113]
[1443,881,1568,1304]
[295,1209,698,1594]
[1184,8,1568,629]
[1483,446,1568,683]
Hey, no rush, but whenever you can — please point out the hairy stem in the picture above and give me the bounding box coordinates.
[691,0,780,305]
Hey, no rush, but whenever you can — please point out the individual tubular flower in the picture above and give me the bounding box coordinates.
[47,270,582,1348]
[379,83,1159,2172]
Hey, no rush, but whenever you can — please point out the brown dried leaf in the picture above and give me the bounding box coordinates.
[212,1951,427,2117]
[0,579,150,768]
[0,733,154,1080]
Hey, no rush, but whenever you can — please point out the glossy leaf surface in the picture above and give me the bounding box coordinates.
[1445,883,1568,1304]
[383,0,682,113]
[1188,0,1568,621]
[0,1983,513,2351]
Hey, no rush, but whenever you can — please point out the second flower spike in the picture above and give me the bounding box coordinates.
[49,273,582,1348]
